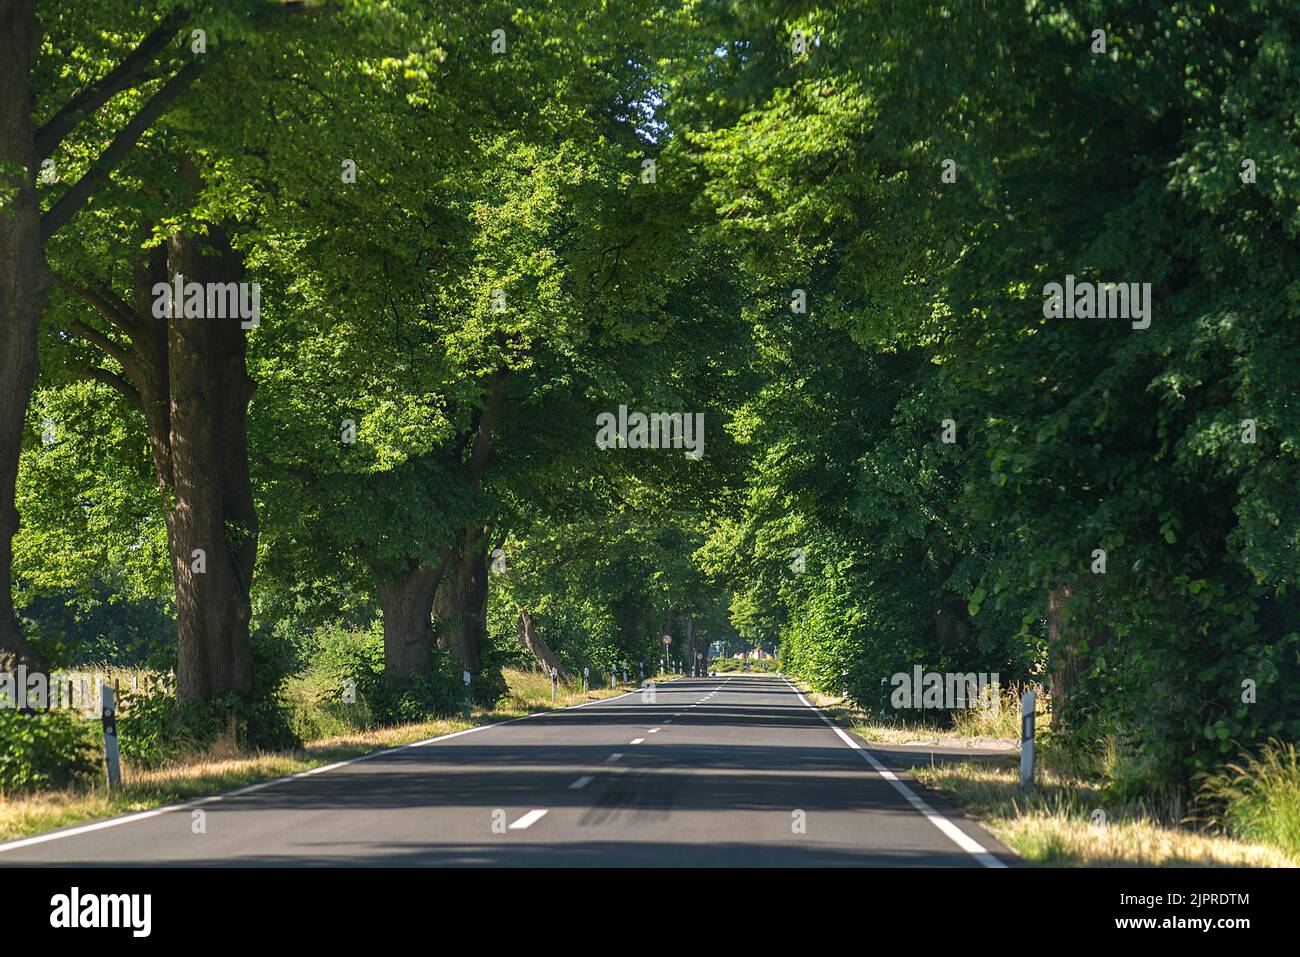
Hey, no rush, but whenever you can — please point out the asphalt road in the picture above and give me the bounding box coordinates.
[0,674,1015,867]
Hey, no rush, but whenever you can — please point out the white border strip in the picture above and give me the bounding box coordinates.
[783,678,1007,868]
[0,684,650,855]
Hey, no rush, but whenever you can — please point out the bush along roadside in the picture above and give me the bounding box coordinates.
[0,708,99,795]
[285,621,504,737]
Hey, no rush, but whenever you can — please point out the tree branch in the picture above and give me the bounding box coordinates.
[50,271,137,339]
[465,369,508,487]
[252,451,319,494]
[78,365,143,410]
[41,59,204,243]
[61,316,137,374]
[34,10,190,159]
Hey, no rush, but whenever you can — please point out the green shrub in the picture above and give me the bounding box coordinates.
[117,683,297,768]
[370,672,461,724]
[115,684,181,765]
[285,671,374,740]
[472,639,511,708]
[0,709,99,794]
[116,686,237,767]
[115,617,299,766]
[294,620,477,726]
[307,620,386,701]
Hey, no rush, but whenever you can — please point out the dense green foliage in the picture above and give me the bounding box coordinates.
[668,0,1300,792]
[2,1,1296,811]
[0,709,98,794]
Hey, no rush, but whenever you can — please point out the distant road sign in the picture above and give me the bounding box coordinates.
[661,635,672,646]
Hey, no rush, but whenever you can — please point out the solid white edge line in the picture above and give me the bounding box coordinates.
[782,677,1007,869]
[0,682,656,855]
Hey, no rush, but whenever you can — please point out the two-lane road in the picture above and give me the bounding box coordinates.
[0,675,1015,866]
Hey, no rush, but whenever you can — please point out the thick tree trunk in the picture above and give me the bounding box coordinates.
[1046,583,1082,729]
[2,6,201,670]
[0,0,47,669]
[516,610,567,683]
[131,245,174,487]
[55,222,258,701]
[409,373,507,676]
[376,562,439,680]
[165,228,258,701]
[361,372,505,682]
[935,600,969,654]
[435,530,489,672]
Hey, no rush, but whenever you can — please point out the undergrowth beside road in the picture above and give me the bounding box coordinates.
[912,758,1294,867]
[804,686,1034,748]
[0,669,655,844]
[794,679,1298,867]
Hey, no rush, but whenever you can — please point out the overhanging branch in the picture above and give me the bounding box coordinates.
[79,365,143,410]
[34,10,190,159]
[62,316,137,374]
[41,59,204,243]
[50,272,137,339]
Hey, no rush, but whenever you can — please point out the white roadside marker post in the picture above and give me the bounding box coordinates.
[1020,690,1036,790]
[583,666,589,692]
[551,666,558,701]
[101,684,121,788]
[463,670,472,721]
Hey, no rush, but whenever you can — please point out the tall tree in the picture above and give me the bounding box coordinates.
[1,1,333,671]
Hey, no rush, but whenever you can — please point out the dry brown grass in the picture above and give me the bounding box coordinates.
[804,687,1023,749]
[914,759,1295,867]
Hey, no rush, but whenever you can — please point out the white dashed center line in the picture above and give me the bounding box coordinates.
[569,776,593,790]
[508,809,548,830]
[630,737,645,745]
[606,753,624,763]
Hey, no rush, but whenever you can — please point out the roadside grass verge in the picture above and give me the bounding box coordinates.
[0,668,647,844]
[912,755,1294,867]
[494,668,647,712]
[790,677,1296,867]
[1198,739,1300,861]
[803,686,1031,749]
